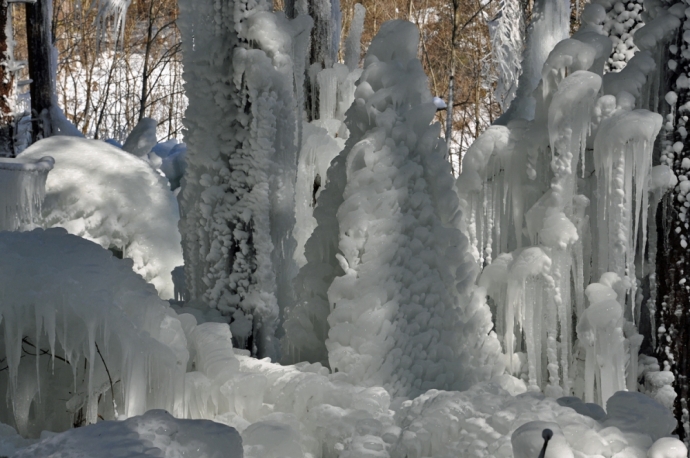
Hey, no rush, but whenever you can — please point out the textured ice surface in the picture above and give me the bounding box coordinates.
[19,136,183,299]
[13,410,243,458]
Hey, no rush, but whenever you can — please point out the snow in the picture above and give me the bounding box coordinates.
[13,410,243,458]
[18,136,183,299]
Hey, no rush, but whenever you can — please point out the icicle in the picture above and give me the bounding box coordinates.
[344,4,365,72]
[95,0,132,49]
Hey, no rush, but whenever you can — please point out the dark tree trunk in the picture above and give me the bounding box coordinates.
[656,19,690,443]
[0,1,14,157]
[26,0,54,143]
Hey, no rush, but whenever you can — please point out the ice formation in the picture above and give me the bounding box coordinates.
[283,46,364,364]
[458,0,677,405]
[489,0,525,111]
[19,136,183,299]
[593,0,645,72]
[288,20,504,398]
[498,0,571,122]
[178,0,312,358]
[0,156,54,231]
[95,0,132,47]
[0,229,188,435]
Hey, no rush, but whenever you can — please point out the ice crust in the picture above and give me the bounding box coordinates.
[19,137,183,299]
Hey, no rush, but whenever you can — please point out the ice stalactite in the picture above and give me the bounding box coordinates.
[577,273,628,406]
[593,108,662,320]
[0,156,53,231]
[178,0,310,358]
[95,0,132,48]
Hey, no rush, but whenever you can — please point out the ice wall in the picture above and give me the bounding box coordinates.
[457,1,677,403]
[0,156,53,231]
[178,0,312,358]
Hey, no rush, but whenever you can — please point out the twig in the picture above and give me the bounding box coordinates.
[95,343,117,415]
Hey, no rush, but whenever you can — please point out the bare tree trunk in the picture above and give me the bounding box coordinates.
[26,0,54,143]
[0,1,15,156]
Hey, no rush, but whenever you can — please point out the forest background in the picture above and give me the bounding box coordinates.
[8,0,582,173]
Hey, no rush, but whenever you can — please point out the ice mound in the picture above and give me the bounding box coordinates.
[19,136,183,299]
[0,229,187,435]
[13,410,243,458]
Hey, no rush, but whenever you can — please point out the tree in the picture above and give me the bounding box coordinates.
[25,0,54,142]
[0,1,15,156]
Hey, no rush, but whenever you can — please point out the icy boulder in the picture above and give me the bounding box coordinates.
[0,229,187,436]
[0,156,54,231]
[19,136,183,299]
[13,410,242,458]
[122,117,158,157]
